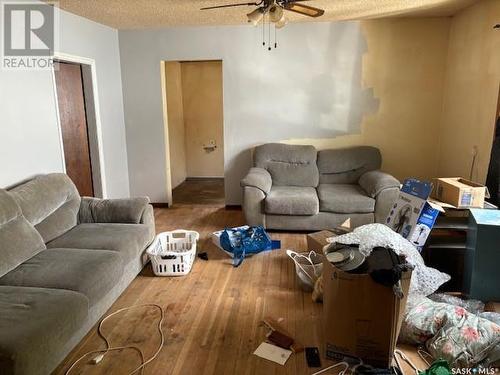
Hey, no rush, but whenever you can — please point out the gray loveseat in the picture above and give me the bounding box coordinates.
[241,144,400,230]
[0,173,155,375]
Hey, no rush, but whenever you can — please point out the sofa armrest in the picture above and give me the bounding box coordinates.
[242,186,266,227]
[79,197,152,224]
[140,204,155,226]
[240,167,272,195]
[374,187,400,223]
[359,170,400,198]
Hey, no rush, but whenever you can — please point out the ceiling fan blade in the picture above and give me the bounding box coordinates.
[283,3,324,17]
[200,2,259,10]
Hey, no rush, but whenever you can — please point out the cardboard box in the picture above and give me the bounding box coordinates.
[432,177,489,209]
[385,178,443,251]
[323,259,411,368]
[306,221,352,253]
[307,230,335,253]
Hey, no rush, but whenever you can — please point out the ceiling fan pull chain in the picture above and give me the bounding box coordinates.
[268,14,271,50]
[262,12,265,46]
[274,24,277,49]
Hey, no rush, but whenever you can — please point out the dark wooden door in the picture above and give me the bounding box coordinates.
[54,61,94,197]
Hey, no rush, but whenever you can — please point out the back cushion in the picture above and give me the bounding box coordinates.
[317,146,382,184]
[8,174,81,243]
[254,143,319,187]
[0,189,46,277]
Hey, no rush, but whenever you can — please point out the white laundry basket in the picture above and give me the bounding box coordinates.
[147,230,199,276]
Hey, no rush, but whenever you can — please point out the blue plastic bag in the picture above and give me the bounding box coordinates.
[219,226,280,267]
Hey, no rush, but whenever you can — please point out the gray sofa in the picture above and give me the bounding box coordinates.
[0,173,155,375]
[241,144,400,230]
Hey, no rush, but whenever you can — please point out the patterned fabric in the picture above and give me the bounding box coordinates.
[399,296,500,367]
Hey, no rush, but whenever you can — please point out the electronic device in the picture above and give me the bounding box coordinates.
[305,347,321,368]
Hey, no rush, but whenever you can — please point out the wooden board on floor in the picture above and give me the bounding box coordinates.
[54,205,424,375]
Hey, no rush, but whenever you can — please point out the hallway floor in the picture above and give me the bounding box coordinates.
[172,178,225,206]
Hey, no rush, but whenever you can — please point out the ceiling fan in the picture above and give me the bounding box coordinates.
[200,0,324,29]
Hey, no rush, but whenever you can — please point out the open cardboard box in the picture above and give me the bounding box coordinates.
[431,177,490,209]
[322,248,412,368]
[307,221,412,368]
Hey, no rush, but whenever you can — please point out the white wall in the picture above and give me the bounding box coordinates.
[0,2,130,197]
[0,66,62,187]
[120,22,378,204]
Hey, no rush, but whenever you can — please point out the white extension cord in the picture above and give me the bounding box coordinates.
[65,304,164,375]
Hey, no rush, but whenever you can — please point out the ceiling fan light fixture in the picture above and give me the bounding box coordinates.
[247,8,264,26]
[268,5,283,23]
[275,14,288,29]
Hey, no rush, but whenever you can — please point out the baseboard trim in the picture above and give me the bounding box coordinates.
[152,202,169,208]
[185,177,224,181]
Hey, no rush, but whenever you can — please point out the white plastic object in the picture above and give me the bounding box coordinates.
[91,354,104,364]
[147,230,199,276]
[286,250,323,292]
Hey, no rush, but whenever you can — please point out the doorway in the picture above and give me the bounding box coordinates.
[486,84,500,206]
[162,60,225,206]
[53,57,104,197]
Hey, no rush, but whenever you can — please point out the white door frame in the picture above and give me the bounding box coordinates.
[51,52,108,198]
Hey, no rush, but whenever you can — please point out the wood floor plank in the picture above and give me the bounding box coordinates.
[54,205,421,375]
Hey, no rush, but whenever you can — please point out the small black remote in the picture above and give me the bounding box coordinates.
[305,347,321,368]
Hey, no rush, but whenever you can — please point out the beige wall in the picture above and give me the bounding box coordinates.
[285,4,500,186]
[165,61,187,189]
[437,0,500,183]
[284,18,451,183]
[181,61,224,178]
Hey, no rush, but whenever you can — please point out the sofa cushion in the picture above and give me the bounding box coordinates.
[47,223,153,263]
[0,248,122,305]
[318,184,375,214]
[8,174,81,243]
[79,197,151,224]
[0,190,46,278]
[317,146,381,184]
[254,143,319,187]
[265,186,319,216]
[0,286,88,375]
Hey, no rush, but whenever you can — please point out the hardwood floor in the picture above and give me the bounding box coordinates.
[54,205,425,375]
[172,178,225,206]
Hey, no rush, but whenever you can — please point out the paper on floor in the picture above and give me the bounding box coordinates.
[253,342,292,365]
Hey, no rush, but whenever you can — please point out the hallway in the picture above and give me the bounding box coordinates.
[172,178,225,206]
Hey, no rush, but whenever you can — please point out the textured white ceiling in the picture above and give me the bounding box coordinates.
[45,0,480,29]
